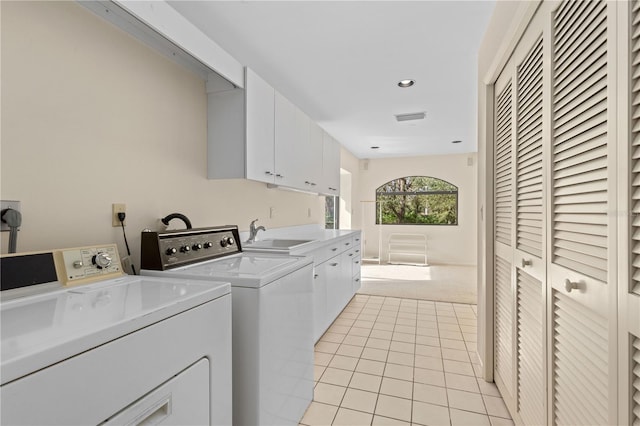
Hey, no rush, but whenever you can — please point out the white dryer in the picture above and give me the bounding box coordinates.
[1,244,232,426]
[140,226,315,426]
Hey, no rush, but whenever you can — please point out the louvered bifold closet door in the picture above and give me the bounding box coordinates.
[516,270,544,425]
[496,81,513,247]
[494,256,514,399]
[512,22,548,424]
[631,0,640,297]
[628,3,640,425]
[552,293,608,425]
[516,37,544,260]
[550,0,616,424]
[633,336,640,425]
[493,68,516,402]
[551,0,608,282]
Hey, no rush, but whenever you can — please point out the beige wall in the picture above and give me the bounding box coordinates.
[339,146,360,230]
[0,1,324,266]
[356,153,477,265]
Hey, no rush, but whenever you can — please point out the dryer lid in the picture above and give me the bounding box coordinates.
[1,275,230,384]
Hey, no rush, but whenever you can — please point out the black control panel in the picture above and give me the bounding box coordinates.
[140,225,242,271]
[1,253,58,291]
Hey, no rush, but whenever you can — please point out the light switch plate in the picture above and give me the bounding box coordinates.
[1,200,21,231]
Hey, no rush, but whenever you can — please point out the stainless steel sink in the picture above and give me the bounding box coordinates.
[244,239,314,250]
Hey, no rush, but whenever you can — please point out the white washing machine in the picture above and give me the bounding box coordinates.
[140,225,315,426]
[0,244,232,426]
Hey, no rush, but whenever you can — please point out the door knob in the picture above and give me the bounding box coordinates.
[564,279,579,293]
[522,259,532,268]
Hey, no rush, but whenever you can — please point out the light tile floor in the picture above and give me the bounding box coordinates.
[301,295,513,426]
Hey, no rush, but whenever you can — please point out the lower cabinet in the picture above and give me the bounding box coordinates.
[352,256,361,293]
[324,256,343,327]
[312,233,362,342]
[312,263,328,343]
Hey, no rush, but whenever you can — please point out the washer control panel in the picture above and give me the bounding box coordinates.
[0,244,124,296]
[58,244,122,285]
[140,226,242,271]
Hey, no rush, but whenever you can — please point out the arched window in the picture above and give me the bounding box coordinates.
[375,176,458,225]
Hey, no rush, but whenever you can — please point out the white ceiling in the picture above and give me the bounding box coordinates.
[168,1,495,159]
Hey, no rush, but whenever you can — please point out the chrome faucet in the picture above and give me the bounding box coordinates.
[246,219,266,243]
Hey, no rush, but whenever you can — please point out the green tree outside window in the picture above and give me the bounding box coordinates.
[375,176,458,225]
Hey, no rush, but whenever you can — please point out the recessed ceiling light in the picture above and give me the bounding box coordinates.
[371,146,380,149]
[452,140,462,144]
[397,79,415,88]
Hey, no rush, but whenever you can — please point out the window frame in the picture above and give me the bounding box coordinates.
[375,177,459,226]
[325,195,339,229]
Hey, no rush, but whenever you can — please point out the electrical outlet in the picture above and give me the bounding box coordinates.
[270,207,276,219]
[1,200,21,231]
[112,203,126,227]
[308,207,311,218]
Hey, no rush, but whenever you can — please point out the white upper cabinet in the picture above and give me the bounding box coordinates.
[275,94,324,191]
[306,122,324,189]
[274,91,298,188]
[207,68,273,181]
[322,132,340,196]
[208,67,340,194]
[246,68,275,184]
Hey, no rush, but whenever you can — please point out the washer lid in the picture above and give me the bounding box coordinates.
[166,253,313,287]
[1,275,230,385]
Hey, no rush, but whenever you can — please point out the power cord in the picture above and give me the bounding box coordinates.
[1,208,22,253]
[118,212,137,275]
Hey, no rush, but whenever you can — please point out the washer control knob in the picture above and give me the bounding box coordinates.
[204,242,213,249]
[192,243,203,251]
[166,247,177,255]
[92,253,112,269]
[220,238,228,248]
[227,237,235,246]
[73,260,84,269]
[180,245,191,253]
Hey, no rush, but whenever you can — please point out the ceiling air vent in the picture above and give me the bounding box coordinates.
[395,112,426,122]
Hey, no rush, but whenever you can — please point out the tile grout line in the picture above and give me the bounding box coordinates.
[311,295,511,426]
[331,295,368,425]
[410,301,417,425]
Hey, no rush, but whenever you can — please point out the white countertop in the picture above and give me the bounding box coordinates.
[241,224,361,254]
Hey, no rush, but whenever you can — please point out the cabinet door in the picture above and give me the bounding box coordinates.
[293,107,310,189]
[245,68,275,183]
[547,1,617,424]
[307,122,324,189]
[274,92,298,188]
[339,250,353,309]
[324,256,343,323]
[313,262,328,342]
[322,132,340,195]
[353,234,362,294]
[352,275,361,294]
